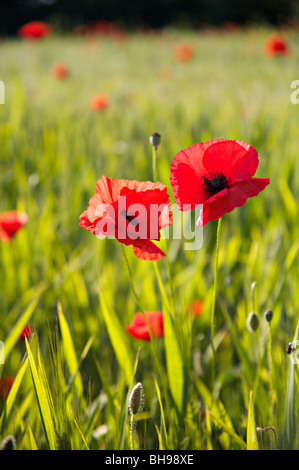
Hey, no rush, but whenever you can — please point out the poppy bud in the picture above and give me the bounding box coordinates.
[149,132,161,149]
[264,309,273,323]
[128,382,144,415]
[246,312,260,333]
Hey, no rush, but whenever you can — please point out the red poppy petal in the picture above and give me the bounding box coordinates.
[170,144,208,208]
[202,140,259,184]
[132,240,166,260]
[197,177,270,226]
[94,175,122,205]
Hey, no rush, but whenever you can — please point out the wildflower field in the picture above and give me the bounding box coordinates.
[0,24,299,451]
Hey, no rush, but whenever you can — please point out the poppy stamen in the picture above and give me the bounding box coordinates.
[120,209,138,226]
[202,171,228,195]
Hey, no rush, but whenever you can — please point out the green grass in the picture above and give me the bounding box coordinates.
[0,26,299,450]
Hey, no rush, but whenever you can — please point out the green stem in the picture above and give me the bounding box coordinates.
[267,324,275,425]
[211,217,222,396]
[120,244,165,381]
[152,146,158,182]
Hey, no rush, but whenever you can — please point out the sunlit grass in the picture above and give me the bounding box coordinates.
[0,26,298,449]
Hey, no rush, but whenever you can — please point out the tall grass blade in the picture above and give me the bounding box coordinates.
[99,292,134,386]
[25,338,56,450]
[57,301,83,398]
[247,390,258,450]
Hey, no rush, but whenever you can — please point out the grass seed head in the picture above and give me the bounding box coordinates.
[129,382,144,415]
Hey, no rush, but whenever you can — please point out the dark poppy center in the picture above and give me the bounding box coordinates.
[120,209,138,226]
[202,171,228,195]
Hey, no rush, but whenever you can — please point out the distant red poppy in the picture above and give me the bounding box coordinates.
[170,139,270,226]
[19,324,33,340]
[90,94,109,110]
[189,299,204,317]
[72,24,91,37]
[0,377,14,400]
[263,34,290,56]
[89,20,112,36]
[0,211,28,242]
[126,311,164,341]
[51,63,69,79]
[17,21,52,40]
[174,44,194,62]
[79,175,172,260]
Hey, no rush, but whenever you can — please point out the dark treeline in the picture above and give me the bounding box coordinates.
[0,0,298,35]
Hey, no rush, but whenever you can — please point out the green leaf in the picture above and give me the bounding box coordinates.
[208,409,247,450]
[57,301,83,398]
[25,338,56,450]
[99,292,134,386]
[153,374,168,449]
[0,355,29,432]
[153,262,185,417]
[4,297,39,359]
[247,390,258,450]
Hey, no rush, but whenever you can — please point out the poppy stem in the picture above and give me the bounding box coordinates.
[211,217,222,397]
[152,146,158,182]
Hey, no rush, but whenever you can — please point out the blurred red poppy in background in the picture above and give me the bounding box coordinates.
[126,311,164,341]
[174,43,194,62]
[189,299,204,317]
[19,325,33,341]
[51,63,69,79]
[0,377,14,400]
[17,21,52,40]
[0,211,28,242]
[263,34,290,56]
[90,94,109,110]
[170,139,270,226]
[79,175,172,260]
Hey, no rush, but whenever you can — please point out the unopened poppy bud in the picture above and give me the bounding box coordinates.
[246,312,260,333]
[128,382,144,415]
[149,132,161,148]
[264,309,273,323]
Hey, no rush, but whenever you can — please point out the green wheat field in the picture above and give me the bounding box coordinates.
[0,25,299,450]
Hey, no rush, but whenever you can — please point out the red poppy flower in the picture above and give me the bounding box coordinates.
[19,324,33,340]
[52,63,69,79]
[170,139,270,226]
[174,44,194,62]
[0,211,28,241]
[263,34,289,56]
[90,94,109,110]
[79,175,172,260]
[17,21,52,40]
[0,377,14,400]
[189,299,204,317]
[126,311,164,341]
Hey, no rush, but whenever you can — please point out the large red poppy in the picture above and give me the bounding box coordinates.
[79,175,172,260]
[170,139,270,226]
[126,311,164,341]
[0,211,28,241]
[17,21,52,39]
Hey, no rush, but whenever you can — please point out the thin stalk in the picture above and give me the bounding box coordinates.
[152,146,158,182]
[210,217,222,396]
[266,323,275,425]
